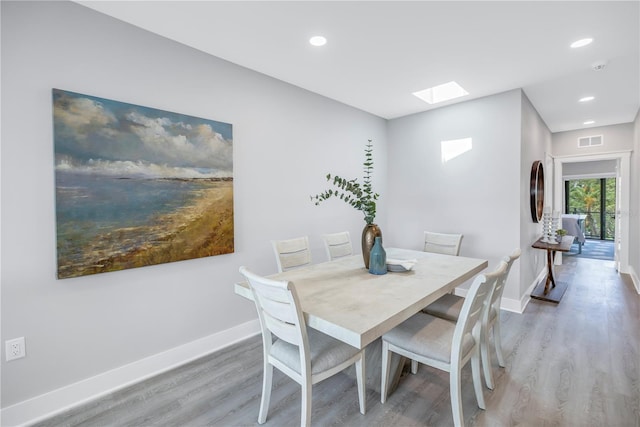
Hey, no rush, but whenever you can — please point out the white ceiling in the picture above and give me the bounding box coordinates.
[77,1,639,133]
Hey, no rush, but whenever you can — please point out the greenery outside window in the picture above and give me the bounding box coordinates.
[565,178,616,240]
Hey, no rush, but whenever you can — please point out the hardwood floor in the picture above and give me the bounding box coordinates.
[35,257,639,426]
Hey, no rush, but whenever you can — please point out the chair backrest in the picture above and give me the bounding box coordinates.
[239,266,310,359]
[489,248,521,311]
[423,232,463,256]
[321,231,353,261]
[272,236,312,272]
[452,261,508,357]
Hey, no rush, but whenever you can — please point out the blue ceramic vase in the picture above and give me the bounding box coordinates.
[368,236,387,275]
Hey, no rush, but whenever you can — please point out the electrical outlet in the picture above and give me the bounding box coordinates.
[5,337,26,361]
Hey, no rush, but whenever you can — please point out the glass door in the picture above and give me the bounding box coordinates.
[564,177,616,240]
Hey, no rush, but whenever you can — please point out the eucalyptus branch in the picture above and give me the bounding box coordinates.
[310,140,379,224]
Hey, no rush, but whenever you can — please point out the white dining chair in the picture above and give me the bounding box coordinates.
[423,231,463,256]
[422,248,521,389]
[239,266,366,427]
[381,261,507,427]
[481,248,520,386]
[321,231,353,261]
[272,236,312,272]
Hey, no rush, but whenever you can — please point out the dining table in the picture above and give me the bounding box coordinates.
[234,247,488,392]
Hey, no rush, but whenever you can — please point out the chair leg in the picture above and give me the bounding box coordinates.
[471,347,486,410]
[301,381,312,427]
[493,321,506,367]
[450,363,464,427]
[258,362,273,424]
[355,350,366,414]
[411,359,418,374]
[380,341,391,403]
[481,324,494,390]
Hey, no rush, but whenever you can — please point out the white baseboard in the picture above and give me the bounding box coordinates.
[629,265,640,294]
[500,296,526,314]
[454,269,545,315]
[0,319,261,427]
[515,268,547,313]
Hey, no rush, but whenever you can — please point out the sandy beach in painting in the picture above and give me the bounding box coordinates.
[57,180,233,279]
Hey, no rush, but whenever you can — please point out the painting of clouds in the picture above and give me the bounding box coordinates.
[53,89,233,279]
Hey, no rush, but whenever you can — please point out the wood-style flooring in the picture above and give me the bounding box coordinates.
[35,256,639,426]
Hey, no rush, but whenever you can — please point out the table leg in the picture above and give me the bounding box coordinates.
[346,338,405,394]
[544,249,557,295]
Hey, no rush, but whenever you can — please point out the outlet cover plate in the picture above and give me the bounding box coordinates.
[6,337,26,361]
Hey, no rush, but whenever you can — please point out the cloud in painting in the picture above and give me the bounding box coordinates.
[53,96,118,140]
[53,89,233,178]
[125,111,232,171]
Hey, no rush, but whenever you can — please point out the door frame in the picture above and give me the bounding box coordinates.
[553,150,631,272]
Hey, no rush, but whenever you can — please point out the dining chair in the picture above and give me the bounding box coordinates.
[422,248,521,389]
[381,261,507,427]
[239,266,366,427]
[321,231,353,261]
[423,231,463,256]
[272,236,312,273]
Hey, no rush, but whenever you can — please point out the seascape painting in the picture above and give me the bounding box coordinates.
[53,89,234,279]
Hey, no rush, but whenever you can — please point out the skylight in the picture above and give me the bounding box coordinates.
[579,96,595,102]
[413,81,469,105]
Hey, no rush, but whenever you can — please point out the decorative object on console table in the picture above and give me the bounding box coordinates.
[368,237,387,275]
[541,209,560,244]
[556,228,567,243]
[310,140,381,268]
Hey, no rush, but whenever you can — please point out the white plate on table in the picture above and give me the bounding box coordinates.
[386,258,417,272]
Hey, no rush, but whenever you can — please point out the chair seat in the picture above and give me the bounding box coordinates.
[422,293,464,321]
[424,295,498,326]
[271,328,361,375]
[383,313,474,364]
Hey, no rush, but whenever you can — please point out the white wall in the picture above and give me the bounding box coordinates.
[1,1,387,411]
[386,90,528,304]
[563,160,617,177]
[520,93,552,299]
[631,110,640,290]
[552,123,634,156]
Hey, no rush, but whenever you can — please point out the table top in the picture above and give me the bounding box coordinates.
[531,235,574,252]
[234,248,488,349]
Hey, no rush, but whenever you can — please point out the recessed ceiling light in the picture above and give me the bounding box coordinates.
[413,81,469,105]
[583,120,595,125]
[571,38,593,48]
[579,96,595,102]
[309,36,327,47]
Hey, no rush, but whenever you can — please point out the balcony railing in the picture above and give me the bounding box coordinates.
[567,209,615,240]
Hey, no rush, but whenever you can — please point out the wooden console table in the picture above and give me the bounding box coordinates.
[531,235,574,303]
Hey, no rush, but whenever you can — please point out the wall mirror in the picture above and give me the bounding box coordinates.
[530,160,544,223]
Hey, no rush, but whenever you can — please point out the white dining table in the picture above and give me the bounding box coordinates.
[235,248,487,392]
[234,248,488,349]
